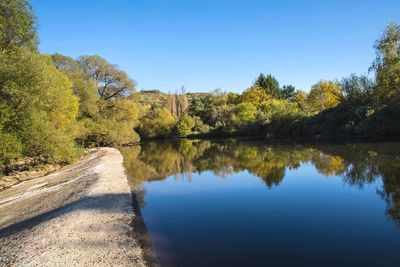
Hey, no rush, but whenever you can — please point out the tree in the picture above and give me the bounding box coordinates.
[308,80,344,113]
[78,55,136,101]
[0,0,38,53]
[227,92,240,104]
[292,91,308,111]
[138,107,177,138]
[234,102,257,126]
[189,94,214,124]
[341,74,375,103]
[191,116,210,134]
[176,114,195,137]
[51,53,141,146]
[240,85,272,106]
[0,48,79,163]
[52,54,99,118]
[168,86,189,118]
[179,86,189,117]
[281,85,296,99]
[254,73,281,98]
[258,99,300,124]
[371,22,400,103]
[211,103,235,130]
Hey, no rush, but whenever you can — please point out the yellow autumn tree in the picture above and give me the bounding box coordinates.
[308,80,344,113]
[292,91,308,111]
[240,85,272,106]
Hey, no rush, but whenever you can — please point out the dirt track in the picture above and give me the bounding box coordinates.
[0,148,146,266]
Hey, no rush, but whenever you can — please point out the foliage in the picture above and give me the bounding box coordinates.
[138,107,177,139]
[292,91,308,111]
[0,132,22,165]
[254,73,281,98]
[226,92,240,104]
[51,54,140,146]
[167,86,189,117]
[371,22,400,103]
[176,114,195,137]
[240,85,272,106]
[341,74,375,103]
[308,80,344,113]
[52,53,99,118]
[188,94,213,122]
[211,103,236,130]
[0,0,38,53]
[0,48,79,163]
[234,102,258,126]
[191,116,210,134]
[78,55,136,101]
[258,99,300,123]
[281,85,296,99]
[80,98,140,146]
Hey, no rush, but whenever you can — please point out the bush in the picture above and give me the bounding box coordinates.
[176,114,195,137]
[0,132,22,165]
[138,107,177,139]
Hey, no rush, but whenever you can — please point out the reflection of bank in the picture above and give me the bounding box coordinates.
[120,140,400,227]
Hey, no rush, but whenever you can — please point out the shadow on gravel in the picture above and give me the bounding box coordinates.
[0,193,131,238]
[1,192,161,267]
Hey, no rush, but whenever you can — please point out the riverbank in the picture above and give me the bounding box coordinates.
[0,148,147,266]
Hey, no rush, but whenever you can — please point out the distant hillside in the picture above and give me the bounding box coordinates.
[135,90,212,108]
[135,90,168,107]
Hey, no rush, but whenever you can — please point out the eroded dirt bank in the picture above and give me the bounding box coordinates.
[0,148,146,266]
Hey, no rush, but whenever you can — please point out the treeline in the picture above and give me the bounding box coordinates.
[1,0,140,168]
[136,22,400,140]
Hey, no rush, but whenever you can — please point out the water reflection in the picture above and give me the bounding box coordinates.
[120,140,400,227]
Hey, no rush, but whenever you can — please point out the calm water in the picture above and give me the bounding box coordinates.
[121,140,400,267]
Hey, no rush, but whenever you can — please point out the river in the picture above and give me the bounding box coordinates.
[121,140,400,267]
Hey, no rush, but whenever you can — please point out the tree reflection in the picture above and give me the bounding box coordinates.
[120,140,400,226]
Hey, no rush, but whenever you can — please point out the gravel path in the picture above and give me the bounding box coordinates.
[0,148,146,266]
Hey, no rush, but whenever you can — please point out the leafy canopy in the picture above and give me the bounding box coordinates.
[0,0,38,53]
[0,48,79,163]
[254,73,281,98]
[308,80,343,113]
[371,22,400,103]
[78,55,136,101]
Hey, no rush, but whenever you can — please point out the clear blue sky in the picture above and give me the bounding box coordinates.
[31,0,400,93]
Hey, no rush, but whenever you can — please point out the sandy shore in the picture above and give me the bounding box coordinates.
[0,148,146,266]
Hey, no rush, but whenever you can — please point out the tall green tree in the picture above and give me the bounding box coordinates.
[371,22,400,103]
[0,0,38,53]
[51,54,99,118]
[254,73,281,98]
[281,85,296,99]
[341,74,375,103]
[0,49,79,164]
[78,55,136,101]
[51,53,140,146]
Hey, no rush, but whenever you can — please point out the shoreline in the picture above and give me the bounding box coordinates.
[130,191,159,267]
[0,148,148,266]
